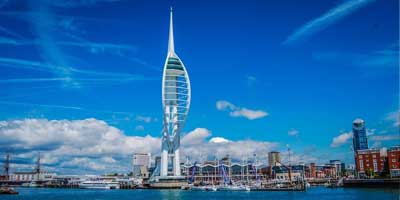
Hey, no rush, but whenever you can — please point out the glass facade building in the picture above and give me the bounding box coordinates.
[352,119,368,151]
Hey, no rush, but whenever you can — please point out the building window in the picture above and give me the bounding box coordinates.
[373,160,378,172]
[359,160,364,170]
[393,159,396,162]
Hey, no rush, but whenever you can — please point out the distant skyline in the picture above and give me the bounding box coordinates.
[0,0,398,174]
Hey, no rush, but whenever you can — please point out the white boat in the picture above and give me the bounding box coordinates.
[189,185,217,191]
[79,180,120,189]
[203,185,217,191]
[21,181,40,187]
[217,184,250,191]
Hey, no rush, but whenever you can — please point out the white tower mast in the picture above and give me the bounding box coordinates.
[160,7,191,178]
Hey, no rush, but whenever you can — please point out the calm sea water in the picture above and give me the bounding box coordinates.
[1,187,399,200]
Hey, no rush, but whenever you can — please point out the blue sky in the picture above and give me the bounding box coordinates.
[0,0,398,174]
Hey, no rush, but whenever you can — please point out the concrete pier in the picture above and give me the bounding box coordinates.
[343,178,400,188]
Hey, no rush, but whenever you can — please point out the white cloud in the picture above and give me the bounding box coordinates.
[366,129,376,136]
[135,125,144,131]
[371,141,382,148]
[209,137,230,143]
[135,115,152,123]
[181,128,278,161]
[0,118,161,173]
[385,110,400,127]
[370,135,400,141]
[330,131,353,147]
[0,119,279,173]
[61,157,106,171]
[288,129,299,136]
[283,0,376,45]
[216,100,268,120]
[230,108,268,120]
[181,128,211,145]
[101,156,116,164]
[216,100,237,111]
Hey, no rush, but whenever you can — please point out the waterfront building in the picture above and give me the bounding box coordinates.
[355,148,386,176]
[352,119,368,151]
[329,160,343,176]
[344,164,356,177]
[268,151,281,166]
[132,153,151,178]
[181,158,267,184]
[10,171,56,182]
[160,7,191,178]
[272,165,302,181]
[309,163,316,178]
[387,146,400,177]
[341,162,346,175]
[313,165,336,178]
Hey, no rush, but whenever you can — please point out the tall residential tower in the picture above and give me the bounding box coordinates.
[160,7,191,177]
[352,118,368,151]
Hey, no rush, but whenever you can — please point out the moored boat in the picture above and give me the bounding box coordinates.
[217,184,250,191]
[79,180,120,189]
[0,186,18,195]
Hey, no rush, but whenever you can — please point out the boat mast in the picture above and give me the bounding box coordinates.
[5,152,10,181]
[36,152,41,181]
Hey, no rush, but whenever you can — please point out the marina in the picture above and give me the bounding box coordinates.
[0,187,398,200]
[0,0,398,199]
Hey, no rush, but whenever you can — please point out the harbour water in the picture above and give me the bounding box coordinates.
[1,187,399,200]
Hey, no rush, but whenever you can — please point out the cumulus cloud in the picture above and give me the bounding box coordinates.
[288,129,299,136]
[61,157,105,171]
[181,128,211,145]
[0,118,160,173]
[330,131,353,147]
[1,118,279,173]
[181,128,278,161]
[101,156,116,164]
[209,137,230,143]
[216,100,268,120]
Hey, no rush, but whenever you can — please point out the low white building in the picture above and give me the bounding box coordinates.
[10,171,56,182]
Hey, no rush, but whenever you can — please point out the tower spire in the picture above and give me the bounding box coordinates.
[168,6,175,55]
